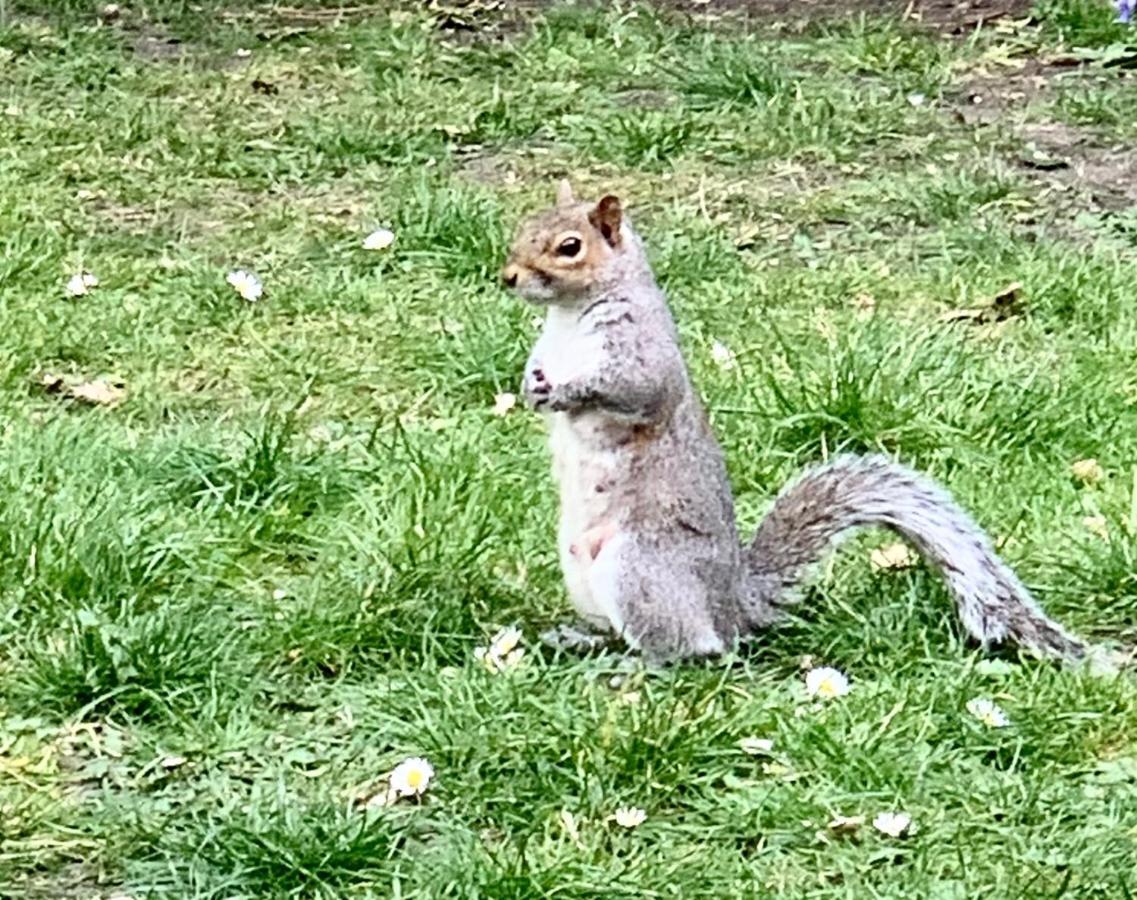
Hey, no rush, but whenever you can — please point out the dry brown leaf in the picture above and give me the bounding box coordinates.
[1071,458,1104,485]
[69,379,126,406]
[38,373,126,407]
[852,293,876,316]
[350,779,396,810]
[827,814,865,836]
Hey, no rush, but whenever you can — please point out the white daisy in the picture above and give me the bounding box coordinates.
[492,392,517,416]
[474,626,525,673]
[388,757,434,797]
[363,228,396,251]
[711,340,737,370]
[226,269,263,302]
[66,272,99,297]
[872,811,913,838]
[966,697,1010,728]
[613,806,646,828]
[805,666,850,700]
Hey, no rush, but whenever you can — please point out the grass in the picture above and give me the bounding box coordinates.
[2,0,1137,896]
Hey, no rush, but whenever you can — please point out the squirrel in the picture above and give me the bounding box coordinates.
[500,180,1100,667]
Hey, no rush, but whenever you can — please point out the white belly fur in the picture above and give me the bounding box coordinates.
[536,308,623,630]
[549,412,612,627]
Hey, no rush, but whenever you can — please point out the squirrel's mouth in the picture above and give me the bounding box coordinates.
[511,275,557,304]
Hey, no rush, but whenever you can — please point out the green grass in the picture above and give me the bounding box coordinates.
[2,0,1137,896]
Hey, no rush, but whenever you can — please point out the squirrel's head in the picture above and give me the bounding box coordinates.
[501,180,632,304]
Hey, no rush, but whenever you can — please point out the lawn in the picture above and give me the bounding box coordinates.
[2,0,1137,896]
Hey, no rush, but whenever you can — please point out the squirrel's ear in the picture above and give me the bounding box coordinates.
[589,195,622,247]
[555,179,575,205]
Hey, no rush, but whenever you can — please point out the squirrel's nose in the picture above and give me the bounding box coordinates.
[501,264,519,289]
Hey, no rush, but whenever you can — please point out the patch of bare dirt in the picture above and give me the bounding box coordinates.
[637,0,1035,33]
[226,0,1036,44]
[1019,122,1137,211]
[946,52,1137,216]
[130,26,187,61]
[456,149,522,186]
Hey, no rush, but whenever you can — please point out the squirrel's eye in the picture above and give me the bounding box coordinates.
[556,236,583,257]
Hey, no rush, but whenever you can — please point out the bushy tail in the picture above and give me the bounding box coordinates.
[741,455,1087,661]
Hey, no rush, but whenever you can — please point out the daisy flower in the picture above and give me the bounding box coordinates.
[66,272,99,297]
[227,269,263,302]
[492,392,517,416]
[613,806,646,828]
[872,811,913,838]
[474,626,525,673]
[805,666,850,700]
[966,697,1010,729]
[363,228,396,251]
[388,757,434,798]
[711,339,737,370]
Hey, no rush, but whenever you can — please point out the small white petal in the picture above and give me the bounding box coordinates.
[363,228,396,251]
[906,92,926,107]
[805,666,850,700]
[966,697,1010,728]
[272,588,287,601]
[235,47,252,58]
[489,626,522,657]
[474,627,526,674]
[66,272,98,296]
[872,811,913,837]
[711,340,737,370]
[493,392,517,416]
[739,737,774,755]
[613,806,646,828]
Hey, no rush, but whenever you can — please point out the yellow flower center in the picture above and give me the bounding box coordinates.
[407,769,425,790]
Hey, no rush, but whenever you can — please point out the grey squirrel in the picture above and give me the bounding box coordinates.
[500,180,1097,666]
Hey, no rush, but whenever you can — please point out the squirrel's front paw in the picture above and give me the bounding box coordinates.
[523,366,552,409]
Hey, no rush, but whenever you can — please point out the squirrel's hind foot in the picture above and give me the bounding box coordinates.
[540,620,614,655]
